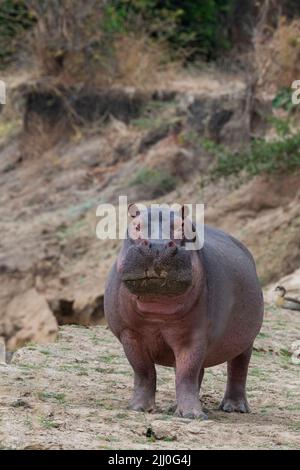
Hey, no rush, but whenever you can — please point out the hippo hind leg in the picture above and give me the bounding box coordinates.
[220,345,252,413]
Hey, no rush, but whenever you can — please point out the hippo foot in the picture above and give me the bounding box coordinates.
[174,404,208,420]
[219,398,250,413]
[128,399,156,413]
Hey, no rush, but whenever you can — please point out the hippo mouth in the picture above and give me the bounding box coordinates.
[123,277,191,296]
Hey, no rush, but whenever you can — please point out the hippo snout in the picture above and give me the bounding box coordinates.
[120,240,192,296]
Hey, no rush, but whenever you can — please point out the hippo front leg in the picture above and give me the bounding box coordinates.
[174,346,207,420]
[120,329,156,413]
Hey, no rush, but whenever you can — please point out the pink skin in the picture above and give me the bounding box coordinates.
[104,210,264,419]
[116,249,209,419]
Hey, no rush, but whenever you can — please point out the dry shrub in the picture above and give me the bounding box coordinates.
[27,0,106,84]
[26,1,178,90]
[109,34,179,89]
[255,15,300,92]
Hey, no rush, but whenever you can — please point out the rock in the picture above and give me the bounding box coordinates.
[186,421,214,434]
[150,420,178,441]
[186,89,250,148]
[48,292,104,326]
[138,125,173,154]
[2,288,58,350]
[23,85,146,135]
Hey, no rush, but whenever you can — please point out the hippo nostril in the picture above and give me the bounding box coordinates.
[138,239,151,254]
[166,240,177,255]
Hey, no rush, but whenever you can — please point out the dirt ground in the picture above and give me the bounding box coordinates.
[0,303,299,450]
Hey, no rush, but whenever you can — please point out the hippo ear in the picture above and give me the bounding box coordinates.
[128,203,140,218]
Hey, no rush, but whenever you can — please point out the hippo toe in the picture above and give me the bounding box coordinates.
[219,398,250,413]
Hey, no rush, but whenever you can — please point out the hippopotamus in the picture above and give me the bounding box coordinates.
[104,205,264,419]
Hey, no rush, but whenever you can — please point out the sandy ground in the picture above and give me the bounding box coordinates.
[0,303,299,450]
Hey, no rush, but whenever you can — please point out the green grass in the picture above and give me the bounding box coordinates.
[94,399,114,410]
[257,332,268,339]
[37,391,66,403]
[99,354,119,364]
[39,416,60,429]
[249,367,265,378]
[163,436,176,442]
[288,422,300,432]
[0,119,21,140]
[40,349,51,356]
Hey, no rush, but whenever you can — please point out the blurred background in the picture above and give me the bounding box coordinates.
[1,0,300,348]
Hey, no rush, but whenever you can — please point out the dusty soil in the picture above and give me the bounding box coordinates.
[0,302,299,450]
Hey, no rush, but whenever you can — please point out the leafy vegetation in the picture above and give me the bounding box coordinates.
[208,130,300,178]
[272,87,296,112]
[0,0,247,73]
[0,0,35,68]
[105,0,236,58]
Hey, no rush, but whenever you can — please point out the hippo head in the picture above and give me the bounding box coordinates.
[118,205,195,298]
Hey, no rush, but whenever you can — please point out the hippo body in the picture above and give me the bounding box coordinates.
[104,208,264,419]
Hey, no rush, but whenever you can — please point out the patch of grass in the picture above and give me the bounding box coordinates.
[131,168,177,198]
[77,370,89,376]
[177,130,202,147]
[19,362,41,370]
[163,436,176,442]
[115,412,128,419]
[279,348,291,359]
[39,416,60,429]
[95,367,114,374]
[94,399,114,410]
[0,119,21,140]
[252,350,263,357]
[257,332,268,339]
[286,404,300,411]
[289,422,300,432]
[249,367,265,378]
[38,391,66,403]
[56,219,88,241]
[99,354,119,364]
[40,349,51,356]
